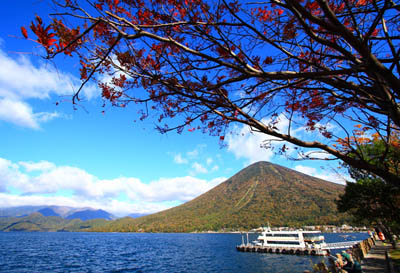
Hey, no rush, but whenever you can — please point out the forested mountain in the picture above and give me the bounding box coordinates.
[0,212,110,232]
[90,161,351,232]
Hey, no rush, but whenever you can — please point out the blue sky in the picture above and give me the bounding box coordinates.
[0,1,347,216]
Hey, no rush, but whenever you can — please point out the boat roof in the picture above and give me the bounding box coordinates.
[262,229,322,234]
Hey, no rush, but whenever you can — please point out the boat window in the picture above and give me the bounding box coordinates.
[264,234,299,238]
[266,241,301,245]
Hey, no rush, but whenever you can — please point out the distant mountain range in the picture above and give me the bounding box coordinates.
[0,206,114,221]
[0,161,352,233]
[89,161,352,232]
[0,212,110,232]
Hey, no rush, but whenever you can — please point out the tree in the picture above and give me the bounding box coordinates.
[337,178,400,235]
[22,0,400,183]
[337,139,400,247]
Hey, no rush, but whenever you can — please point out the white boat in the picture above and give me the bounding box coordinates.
[248,226,328,255]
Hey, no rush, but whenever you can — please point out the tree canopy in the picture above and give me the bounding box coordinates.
[337,176,400,232]
[23,0,400,184]
[337,139,400,245]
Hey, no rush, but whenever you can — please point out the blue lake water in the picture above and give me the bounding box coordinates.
[0,232,370,273]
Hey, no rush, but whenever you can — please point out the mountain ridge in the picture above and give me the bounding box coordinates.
[0,206,114,221]
[90,161,351,232]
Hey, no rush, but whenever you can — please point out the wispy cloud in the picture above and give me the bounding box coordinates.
[0,48,98,129]
[226,122,276,165]
[225,114,338,166]
[294,165,348,184]
[191,162,208,175]
[19,160,56,172]
[171,145,220,176]
[173,153,188,164]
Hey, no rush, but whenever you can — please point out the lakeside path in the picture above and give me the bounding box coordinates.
[361,241,395,273]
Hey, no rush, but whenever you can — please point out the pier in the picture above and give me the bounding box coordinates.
[236,239,363,256]
[237,237,376,260]
[325,240,362,249]
[236,244,326,256]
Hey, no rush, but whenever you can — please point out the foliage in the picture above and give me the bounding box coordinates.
[337,139,400,235]
[336,178,400,230]
[22,0,400,184]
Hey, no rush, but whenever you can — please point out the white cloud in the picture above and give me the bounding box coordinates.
[0,157,226,215]
[294,165,347,184]
[226,114,332,166]
[187,149,199,158]
[186,144,207,159]
[0,48,98,129]
[0,98,39,129]
[172,146,220,176]
[191,162,208,175]
[226,122,275,165]
[0,158,29,192]
[35,112,62,123]
[129,176,224,202]
[19,160,56,172]
[173,153,188,164]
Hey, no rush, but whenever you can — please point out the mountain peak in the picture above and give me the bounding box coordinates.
[93,162,349,232]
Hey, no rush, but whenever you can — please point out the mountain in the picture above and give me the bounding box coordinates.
[128,213,149,218]
[0,206,115,221]
[0,206,49,217]
[66,209,114,221]
[38,208,61,217]
[0,213,77,232]
[90,161,351,232]
[0,213,111,232]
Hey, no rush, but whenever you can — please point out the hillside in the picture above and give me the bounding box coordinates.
[91,161,351,232]
[0,213,77,232]
[0,212,110,232]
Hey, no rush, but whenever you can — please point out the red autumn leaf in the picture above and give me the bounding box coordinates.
[263,57,273,65]
[21,26,28,39]
[357,0,368,6]
[47,38,57,47]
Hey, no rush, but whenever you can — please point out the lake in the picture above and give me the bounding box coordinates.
[0,232,369,273]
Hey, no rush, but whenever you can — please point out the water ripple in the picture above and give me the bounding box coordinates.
[0,232,369,273]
